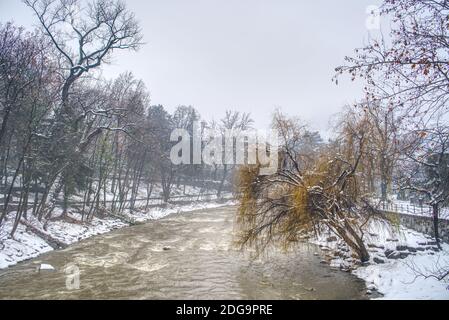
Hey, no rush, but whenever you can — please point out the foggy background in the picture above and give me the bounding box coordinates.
[0,0,382,136]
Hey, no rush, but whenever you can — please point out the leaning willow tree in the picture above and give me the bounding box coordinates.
[235,112,380,263]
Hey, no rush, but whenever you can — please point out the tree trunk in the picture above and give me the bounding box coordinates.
[380,164,388,201]
[380,179,387,202]
[432,204,442,250]
[217,166,228,198]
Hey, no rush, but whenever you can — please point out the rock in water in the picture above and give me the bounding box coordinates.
[373,257,385,264]
[38,264,56,272]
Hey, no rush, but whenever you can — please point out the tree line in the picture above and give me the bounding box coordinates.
[0,0,241,237]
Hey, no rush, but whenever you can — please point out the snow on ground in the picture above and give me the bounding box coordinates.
[354,251,449,300]
[0,224,53,269]
[121,198,236,223]
[311,219,449,300]
[0,193,235,270]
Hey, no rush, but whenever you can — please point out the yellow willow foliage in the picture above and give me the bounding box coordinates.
[290,156,332,231]
[280,185,312,243]
[235,165,260,232]
[235,149,365,254]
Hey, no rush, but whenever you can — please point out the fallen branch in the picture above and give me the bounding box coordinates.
[20,219,69,250]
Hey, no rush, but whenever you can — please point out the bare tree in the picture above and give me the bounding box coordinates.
[397,125,449,249]
[336,0,449,119]
[0,23,49,171]
[22,0,143,218]
[405,255,449,282]
[146,105,176,203]
[215,111,253,198]
[342,102,403,201]
[0,23,56,227]
[24,0,142,107]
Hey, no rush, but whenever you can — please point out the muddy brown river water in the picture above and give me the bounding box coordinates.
[0,206,368,300]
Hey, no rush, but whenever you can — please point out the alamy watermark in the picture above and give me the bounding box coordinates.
[170,122,279,176]
[64,263,80,291]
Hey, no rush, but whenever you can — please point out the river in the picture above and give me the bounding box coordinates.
[0,206,368,300]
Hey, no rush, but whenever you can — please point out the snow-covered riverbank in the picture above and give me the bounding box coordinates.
[354,249,449,300]
[2,200,448,300]
[312,220,449,300]
[0,197,235,269]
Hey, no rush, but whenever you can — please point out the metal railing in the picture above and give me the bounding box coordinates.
[380,201,449,220]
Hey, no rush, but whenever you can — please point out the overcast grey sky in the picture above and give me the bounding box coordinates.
[0,0,382,135]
